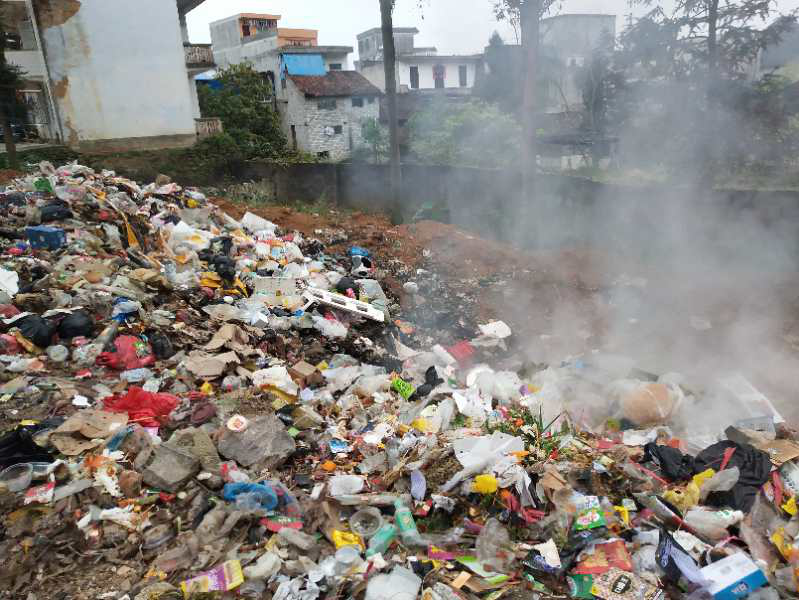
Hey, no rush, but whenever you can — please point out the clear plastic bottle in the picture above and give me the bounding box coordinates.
[394,499,424,546]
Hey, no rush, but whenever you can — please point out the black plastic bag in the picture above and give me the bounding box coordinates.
[148,331,176,360]
[0,427,54,470]
[17,314,56,348]
[40,202,73,222]
[643,442,695,481]
[693,440,771,512]
[57,309,95,339]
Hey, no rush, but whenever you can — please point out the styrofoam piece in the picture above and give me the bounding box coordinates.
[302,287,385,322]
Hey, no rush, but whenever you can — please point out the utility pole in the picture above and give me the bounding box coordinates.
[380,0,402,224]
[521,0,540,204]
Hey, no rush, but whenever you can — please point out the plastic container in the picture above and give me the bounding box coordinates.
[0,463,33,492]
[334,545,363,576]
[394,499,424,546]
[25,226,66,250]
[350,507,383,538]
[365,522,397,557]
[223,482,278,510]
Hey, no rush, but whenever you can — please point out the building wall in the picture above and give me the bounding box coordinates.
[397,58,478,90]
[281,79,379,161]
[358,62,388,91]
[36,0,196,147]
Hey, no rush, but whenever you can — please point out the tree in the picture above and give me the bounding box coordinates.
[380,0,402,224]
[493,0,557,202]
[407,100,521,167]
[624,0,797,179]
[198,63,287,159]
[0,10,23,169]
[489,31,505,47]
[358,117,388,163]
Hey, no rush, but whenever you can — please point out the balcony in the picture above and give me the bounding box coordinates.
[184,43,215,70]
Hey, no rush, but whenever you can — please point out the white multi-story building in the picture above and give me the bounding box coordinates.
[4,0,215,150]
[355,27,483,95]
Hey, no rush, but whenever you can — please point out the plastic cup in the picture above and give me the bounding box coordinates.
[0,463,33,492]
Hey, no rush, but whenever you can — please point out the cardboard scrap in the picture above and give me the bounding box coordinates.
[185,351,240,378]
[51,409,128,456]
[204,324,252,354]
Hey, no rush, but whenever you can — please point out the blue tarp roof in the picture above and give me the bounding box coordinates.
[280,54,326,78]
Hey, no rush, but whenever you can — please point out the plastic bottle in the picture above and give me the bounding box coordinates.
[394,499,424,546]
[365,522,397,557]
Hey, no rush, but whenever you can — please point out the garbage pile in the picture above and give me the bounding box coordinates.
[1,162,799,600]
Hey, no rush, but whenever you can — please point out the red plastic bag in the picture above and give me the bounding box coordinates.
[97,335,155,370]
[103,386,179,427]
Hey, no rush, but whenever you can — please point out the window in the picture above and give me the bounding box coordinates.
[433,64,446,89]
[318,99,337,110]
[242,24,251,37]
[317,151,330,159]
[333,125,343,134]
[352,97,364,108]
[330,63,342,71]
[459,65,468,87]
[367,97,375,104]
[290,125,297,150]
[281,77,286,90]
[409,66,419,90]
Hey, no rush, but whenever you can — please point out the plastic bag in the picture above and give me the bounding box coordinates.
[57,310,95,339]
[103,387,178,427]
[97,335,155,370]
[17,314,56,348]
[475,518,514,573]
[223,482,278,510]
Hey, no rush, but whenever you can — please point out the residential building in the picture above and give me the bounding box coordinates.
[211,13,352,75]
[279,29,318,48]
[281,71,381,161]
[539,14,616,114]
[355,27,483,94]
[4,0,214,150]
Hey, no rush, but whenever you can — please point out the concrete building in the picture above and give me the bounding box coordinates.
[4,0,215,150]
[280,71,381,161]
[356,27,483,94]
[210,13,353,80]
[539,14,616,114]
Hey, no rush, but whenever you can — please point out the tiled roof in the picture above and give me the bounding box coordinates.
[290,71,382,97]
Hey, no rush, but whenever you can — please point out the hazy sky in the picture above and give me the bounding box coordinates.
[186,1,799,57]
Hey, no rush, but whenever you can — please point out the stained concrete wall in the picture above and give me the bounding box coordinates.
[236,161,799,264]
[35,0,196,149]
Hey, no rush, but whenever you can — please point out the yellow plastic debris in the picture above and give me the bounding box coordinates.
[472,474,499,494]
[332,530,364,550]
[783,496,798,517]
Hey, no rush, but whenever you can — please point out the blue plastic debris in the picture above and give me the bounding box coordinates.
[348,246,371,258]
[25,226,66,250]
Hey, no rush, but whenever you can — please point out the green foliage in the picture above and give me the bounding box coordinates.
[198,63,287,160]
[407,100,521,167]
[355,117,388,164]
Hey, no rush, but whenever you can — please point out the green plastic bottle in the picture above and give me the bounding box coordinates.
[365,522,397,557]
[394,499,424,545]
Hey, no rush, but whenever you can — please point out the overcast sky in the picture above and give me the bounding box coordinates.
[186,0,799,57]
